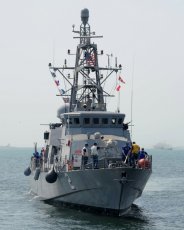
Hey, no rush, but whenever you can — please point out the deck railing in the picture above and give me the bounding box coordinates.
[30,154,152,173]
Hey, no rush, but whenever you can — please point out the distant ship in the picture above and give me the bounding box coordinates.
[24,9,152,216]
[0,144,11,148]
[153,143,173,150]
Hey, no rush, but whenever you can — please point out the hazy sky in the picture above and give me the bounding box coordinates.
[0,0,184,148]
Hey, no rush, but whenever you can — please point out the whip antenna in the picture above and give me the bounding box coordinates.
[130,56,135,139]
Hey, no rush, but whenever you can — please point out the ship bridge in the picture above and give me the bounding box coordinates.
[60,111,125,128]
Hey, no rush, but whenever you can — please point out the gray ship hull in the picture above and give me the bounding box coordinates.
[30,167,151,215]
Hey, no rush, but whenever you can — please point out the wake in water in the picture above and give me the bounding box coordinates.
[25,189,41,201]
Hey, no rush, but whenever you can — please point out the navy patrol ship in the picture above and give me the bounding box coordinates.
[24,9,152,216]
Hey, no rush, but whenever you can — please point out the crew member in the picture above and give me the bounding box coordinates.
[138,148,148,160]
[130,141,140,166]
[33,151,40,167]
[82,143,89,168]
[91,143,99,169]
[122,142,131,163]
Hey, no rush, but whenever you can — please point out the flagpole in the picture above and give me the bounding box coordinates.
[117,88,120,113]
[116,73,120,113]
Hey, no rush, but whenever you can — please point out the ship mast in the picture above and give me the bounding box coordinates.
[70,8,105,112]
[49,8,122,112]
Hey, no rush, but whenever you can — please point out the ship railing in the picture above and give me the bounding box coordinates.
[41,159,53,172]
[81,156,125,170]
[75,102,107,111]
[81,154,152,170]
[147,155,152,170]
[30,154,152,172]
[43,157,66,172]
[102,157,126,169]
[30,157,41,171]
[30,157,65,172]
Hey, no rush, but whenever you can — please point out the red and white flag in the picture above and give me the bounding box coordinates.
[118,76,125,84]
[55,80,60,86]
[116,85,121,91]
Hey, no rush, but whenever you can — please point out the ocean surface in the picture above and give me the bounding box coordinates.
[0,147,184,230]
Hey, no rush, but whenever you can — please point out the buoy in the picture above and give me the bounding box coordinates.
[24,167,31,176]
[45,167,57,183]
[34,168,40,180]
[68,163,73,171]
[138,159,150,169]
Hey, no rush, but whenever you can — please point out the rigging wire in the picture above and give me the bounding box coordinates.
[52,40,55,66]
[116,72,120,113]
[62,66,67,91]
[102,68,108,90]
[130,56,135,139]
[103,71,120,111]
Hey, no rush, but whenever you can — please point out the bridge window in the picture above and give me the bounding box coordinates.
[66,118,72,124]
[93,118,99,124]
[118,118,123,124]
[111,118,117,124]
[74,118,80,124]
[102,118,108,124]
[84,118,90,124]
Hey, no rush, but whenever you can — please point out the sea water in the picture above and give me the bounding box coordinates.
[0,147,184,230]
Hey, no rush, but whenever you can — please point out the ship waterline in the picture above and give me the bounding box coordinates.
[30,167,151,215]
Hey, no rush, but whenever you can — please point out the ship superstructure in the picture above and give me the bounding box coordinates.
[24,9,152,216]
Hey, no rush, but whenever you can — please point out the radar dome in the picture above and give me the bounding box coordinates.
[57,104,69,118]
[81,8,89,25]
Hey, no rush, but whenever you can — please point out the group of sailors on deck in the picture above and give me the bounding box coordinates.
[31,147,45,168]
[122,141,148,167]
[81,138,149,169]
[82,142,100,169]
[31,139,149,170]
[81,135,106,169]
